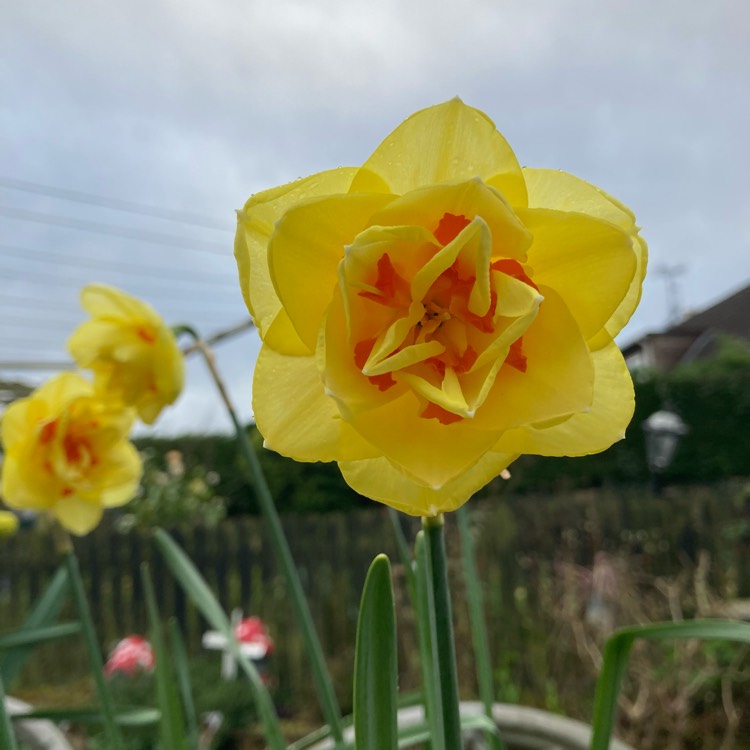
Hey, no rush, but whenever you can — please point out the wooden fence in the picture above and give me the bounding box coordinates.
[2,481,750,716]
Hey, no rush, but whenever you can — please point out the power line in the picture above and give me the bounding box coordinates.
[0,291,243,317]
[0,205,231,255]
[0,244,236,284]
[0,252,236,289]
[0,175,232,232]
[0,317,256,371]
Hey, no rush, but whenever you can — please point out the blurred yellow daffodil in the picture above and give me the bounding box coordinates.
[0,373,142,535]
[0,510,19,538]
[68,284,184,424]
[235,99,647,515]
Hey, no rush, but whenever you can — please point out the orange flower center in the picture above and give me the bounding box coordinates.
[351,212,539,424]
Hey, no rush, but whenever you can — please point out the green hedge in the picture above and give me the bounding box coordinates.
[135,338,750,511]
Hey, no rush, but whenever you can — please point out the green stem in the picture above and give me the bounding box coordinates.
[0,672,19,750]
[415,531,444,750]
[185,334,344,745]
[61,541,123,749]
[422,514,462,750]
[456,506,504,750]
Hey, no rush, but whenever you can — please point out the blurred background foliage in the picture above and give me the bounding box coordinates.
[132,337,750,515]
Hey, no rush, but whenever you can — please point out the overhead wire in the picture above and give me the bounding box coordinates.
[0,205,231,255]
[0,244,236,284]
[0,253,236,289]
[0,175,232,232]
[1,176,255,375]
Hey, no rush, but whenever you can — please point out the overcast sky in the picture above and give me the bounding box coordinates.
[1,0,748,435]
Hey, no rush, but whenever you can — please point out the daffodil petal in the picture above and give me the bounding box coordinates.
[53,497,104,536]
[518,208,637,341]
[320,293,406,417]
[79,284,157,321]
[350,99,527,206]
[522,168,647,339]
[473,285,593,431]
[264,310,311,356]
[339,451,517,516]
[235,167,358,341]
[0,444,53,512]
[94,442,143,507]
[253,344,379,462]
[269,192,395,351]
[494,337,633,456]
[367,179,532,264]
[345,390,502,488]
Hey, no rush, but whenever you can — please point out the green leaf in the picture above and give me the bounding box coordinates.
[153,528,286,750]
[0,565,69,687]
[353,554,398,750]
[142,564,188,750]
[63,548,124,749]
[10,706,161,727]
[169,619,199,750]
[0,674,19,750]
[0,622,81,651]
[590,619,750,750]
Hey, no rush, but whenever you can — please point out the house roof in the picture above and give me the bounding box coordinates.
[621,281,750,371]
[666,282,750,340]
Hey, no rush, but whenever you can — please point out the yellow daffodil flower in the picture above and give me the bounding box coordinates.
[0,510,19,538]
[0,373,142,535]
[235,99,647,516]
[68,284,184,424]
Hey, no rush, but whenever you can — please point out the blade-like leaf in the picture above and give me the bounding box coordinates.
[153,528,286,750]
[0,674,19,750]
[0,565,69,687]
[0,622,81,650]
[169,619,199,750]
[142,564,188,750]
[354,554,398,750]
[63,548,123,749]
[11,706,161,727]
[590,619,750,750]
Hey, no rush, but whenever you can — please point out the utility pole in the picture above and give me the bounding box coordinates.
[654,264,687,326]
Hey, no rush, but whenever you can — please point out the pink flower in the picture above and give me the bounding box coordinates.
[234,617,274,655]
[104,635,155,677]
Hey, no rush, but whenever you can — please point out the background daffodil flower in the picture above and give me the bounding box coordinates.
[0,373,142,535]
[68,284,184,425]
[0,511,20,538]
[235,99,647,516]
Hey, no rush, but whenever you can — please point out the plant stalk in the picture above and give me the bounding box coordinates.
[422,514,462,750]
[456,505,504,750]
[185,333,344,745]
[61,541,124,749]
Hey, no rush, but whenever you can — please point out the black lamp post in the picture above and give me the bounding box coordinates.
[642,409,689,494]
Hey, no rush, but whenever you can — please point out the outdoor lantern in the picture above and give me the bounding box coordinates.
[642,408,689,480]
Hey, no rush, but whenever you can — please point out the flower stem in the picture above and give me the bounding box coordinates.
[422,514,462,750]
[0,673,19,750]
[61,538,123,749]
[456,505,504,750]
[185,334,344,745]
